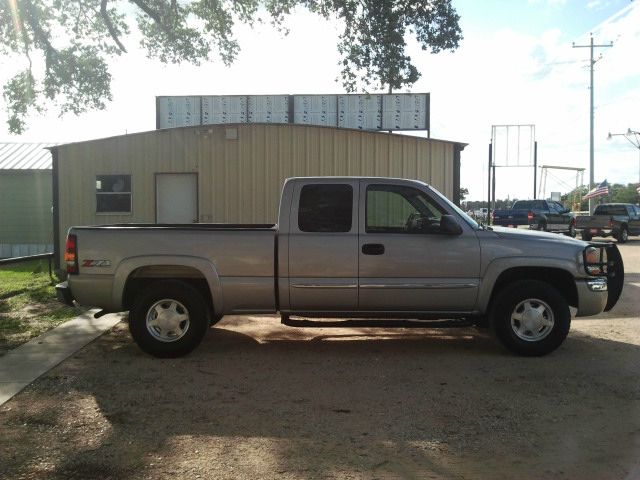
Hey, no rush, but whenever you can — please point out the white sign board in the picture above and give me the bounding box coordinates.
[157,96,200,129]
[247,95,289,123]
[293,95,338,127]
[202,95,247,124]
[338,95,382,130]
[382,94,428,130]
[157,93,429,131]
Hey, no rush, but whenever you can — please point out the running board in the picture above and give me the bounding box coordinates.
[281,315,473,329]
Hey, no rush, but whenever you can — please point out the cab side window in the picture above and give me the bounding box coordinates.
[366,185,445,234]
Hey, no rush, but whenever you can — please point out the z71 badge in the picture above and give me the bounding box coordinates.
[82,259,111,267]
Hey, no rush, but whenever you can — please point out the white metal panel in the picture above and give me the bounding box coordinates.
[247,95,289,123]
[337,95,382,130]
[293,95,338,127]
[382,94,428,130]
[202,95,247,125]
[158,96,201,129]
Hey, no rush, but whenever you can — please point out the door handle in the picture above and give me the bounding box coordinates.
[362,243,385,255]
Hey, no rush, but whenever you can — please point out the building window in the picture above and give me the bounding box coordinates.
[298,184,353,232]
[96,175,131,213]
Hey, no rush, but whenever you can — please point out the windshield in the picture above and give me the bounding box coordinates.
[427,185,479,229]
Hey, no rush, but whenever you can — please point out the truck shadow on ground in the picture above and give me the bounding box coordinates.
[2,319,640,479]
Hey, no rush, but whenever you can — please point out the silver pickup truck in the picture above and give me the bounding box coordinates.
[57,177,624,358]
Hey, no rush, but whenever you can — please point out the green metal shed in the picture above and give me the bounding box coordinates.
[0,143,54,258]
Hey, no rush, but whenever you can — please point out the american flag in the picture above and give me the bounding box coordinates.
[583,180,609,200]
[637,184,640,194]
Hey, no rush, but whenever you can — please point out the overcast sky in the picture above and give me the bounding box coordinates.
[1,0,638,201]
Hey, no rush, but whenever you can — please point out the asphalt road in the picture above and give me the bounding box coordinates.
[1,243,639,479]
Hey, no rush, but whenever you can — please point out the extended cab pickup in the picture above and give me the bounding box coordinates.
[492,200,576,236]
[576,203,640,243]
[57,177,624,358]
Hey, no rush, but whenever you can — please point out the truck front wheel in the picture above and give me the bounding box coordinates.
[129,280,210,358]
[490,280,570,356]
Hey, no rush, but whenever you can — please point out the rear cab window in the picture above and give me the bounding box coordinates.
[298,184,353,232]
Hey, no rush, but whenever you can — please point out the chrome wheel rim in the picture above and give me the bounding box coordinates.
[622,229,628,241]
[146,299,190,343]
[510,298,554,342]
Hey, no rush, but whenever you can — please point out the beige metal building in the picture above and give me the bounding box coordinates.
[51,123,465,266]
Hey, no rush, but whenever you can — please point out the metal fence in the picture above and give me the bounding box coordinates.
[0,253,54,278]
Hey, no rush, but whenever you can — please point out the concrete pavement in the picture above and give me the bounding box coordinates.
[0,310,122,406]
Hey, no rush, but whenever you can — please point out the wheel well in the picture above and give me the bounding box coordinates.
[122,265,214,313]
[490,267,578,309]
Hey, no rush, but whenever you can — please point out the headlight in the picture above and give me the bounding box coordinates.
[583,246,607,276]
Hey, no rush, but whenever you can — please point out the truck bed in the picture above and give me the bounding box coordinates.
[67,224,278,313]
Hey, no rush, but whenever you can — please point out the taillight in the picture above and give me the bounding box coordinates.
[65,234,78,274]
[527,211,534,222]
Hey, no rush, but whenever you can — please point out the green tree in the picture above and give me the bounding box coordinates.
[0,0,462,133]
[459,186,468,202]
[609,183,640,204]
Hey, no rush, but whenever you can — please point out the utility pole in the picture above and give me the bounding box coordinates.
[573,34,612,213]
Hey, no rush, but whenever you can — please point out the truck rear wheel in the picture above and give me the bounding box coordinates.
[129,280,210,358]
[581,231,592,241]
[490,280,570,356]
[615,226,628,244]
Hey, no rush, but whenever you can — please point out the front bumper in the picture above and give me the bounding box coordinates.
[55,281,75,307]
[575,278,608,316]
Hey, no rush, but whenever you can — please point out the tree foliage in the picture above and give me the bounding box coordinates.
[562,182,640,211]
[0,0,461,133]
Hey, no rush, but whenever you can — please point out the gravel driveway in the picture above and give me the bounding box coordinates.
[1,244,639,479]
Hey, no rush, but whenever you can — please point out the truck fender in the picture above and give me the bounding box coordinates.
[477,257,578,313]
[112,255,224,318]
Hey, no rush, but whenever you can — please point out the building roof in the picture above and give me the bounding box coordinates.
[0,143,55,170]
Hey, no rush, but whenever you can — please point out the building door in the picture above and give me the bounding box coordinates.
[156,173,198,223]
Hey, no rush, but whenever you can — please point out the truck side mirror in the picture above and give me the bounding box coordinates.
[440,215,463,235]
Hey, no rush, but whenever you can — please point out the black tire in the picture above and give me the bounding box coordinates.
[581,231,592,241]
[490,280,570,356]
[473,315,489,329]
[615,226,628,244]
[129,280,210,358]
[537,221,547,232]
[565,221,576,238]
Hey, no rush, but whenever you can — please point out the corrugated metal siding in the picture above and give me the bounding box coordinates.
[0,143,55,169]
[56,124,459,264]
[0,170,53,245]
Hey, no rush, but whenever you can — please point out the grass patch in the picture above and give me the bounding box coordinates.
[0,260,84,355]
[0,259,52,296]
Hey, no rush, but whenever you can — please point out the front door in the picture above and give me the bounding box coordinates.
[156,173,198,223]
[358,180,481,312]
[288,180,359,311]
